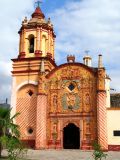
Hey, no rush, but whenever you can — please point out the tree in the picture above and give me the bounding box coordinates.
[0,107,26,160]
[0,125,2,157]
[0,107,10,157]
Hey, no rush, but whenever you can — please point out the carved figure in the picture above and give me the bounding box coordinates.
[53,95,58,107]
[85,93,90,105]
[66,93,76,107]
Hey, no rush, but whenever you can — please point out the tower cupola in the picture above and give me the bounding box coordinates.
[83,55,92,67]
[32,6,45,19]
[18,5,56,60]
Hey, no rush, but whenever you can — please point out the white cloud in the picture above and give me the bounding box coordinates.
[0,0,34,102]
[50,0,120,92]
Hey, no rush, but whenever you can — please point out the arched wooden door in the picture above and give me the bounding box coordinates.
[63,123,80,149]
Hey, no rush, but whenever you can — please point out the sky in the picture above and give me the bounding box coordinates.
[0,0,120,103]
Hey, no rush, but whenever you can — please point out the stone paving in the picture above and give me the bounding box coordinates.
[2,149,120,160]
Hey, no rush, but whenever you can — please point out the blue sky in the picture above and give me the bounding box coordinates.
[43,0,67,13]
[0,0,120,103]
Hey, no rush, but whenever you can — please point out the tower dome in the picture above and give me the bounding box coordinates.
[32,6,45,19]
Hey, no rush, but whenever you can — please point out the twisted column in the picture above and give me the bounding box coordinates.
[97,91,108,150]
[36,94,47,149]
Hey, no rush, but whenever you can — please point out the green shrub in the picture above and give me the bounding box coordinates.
[92,141,107,160]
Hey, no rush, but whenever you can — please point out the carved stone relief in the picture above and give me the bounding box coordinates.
[46,65,97,145]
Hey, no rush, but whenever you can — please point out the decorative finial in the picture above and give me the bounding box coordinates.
[35,0,42,8]
[24,17,27,23]
[98,54,103,68]
[67,55,75,63]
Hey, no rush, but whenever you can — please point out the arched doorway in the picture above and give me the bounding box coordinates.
[63,123,80,149]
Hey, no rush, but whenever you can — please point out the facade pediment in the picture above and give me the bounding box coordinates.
[46,63,97,79]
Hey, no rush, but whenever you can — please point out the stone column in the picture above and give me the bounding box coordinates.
[50,31,52,54]
[35,94,47,149]
[57,120,60,148]
[81,119,92,150]
[48,30,50,53]
[97,67,108,150]
[19,33,22,53]
[40,28,42,51]
[80,120,83,149]
[35,28,42,57]
[19,29,26,58]
[97,91,108,150]
[23,29,26,53]
[36,28,40,51]
[53,37,55,59]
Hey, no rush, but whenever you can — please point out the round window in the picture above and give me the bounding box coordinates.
[28,128,33,134]
[68,83,75,91]
[27,90,34,96]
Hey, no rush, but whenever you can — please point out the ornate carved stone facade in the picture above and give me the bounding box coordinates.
[11,5,110,150]
[43,64,98,149]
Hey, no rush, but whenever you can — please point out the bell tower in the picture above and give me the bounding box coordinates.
[18,5,56,59]
[11,4,57,149]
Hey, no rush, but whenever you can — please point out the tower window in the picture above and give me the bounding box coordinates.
[29,35,34,53]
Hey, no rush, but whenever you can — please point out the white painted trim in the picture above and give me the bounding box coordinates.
[16,81,38,91]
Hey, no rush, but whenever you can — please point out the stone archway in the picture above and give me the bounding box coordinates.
[63,123,80,149]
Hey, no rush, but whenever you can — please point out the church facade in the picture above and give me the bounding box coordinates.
[11,5,120,151]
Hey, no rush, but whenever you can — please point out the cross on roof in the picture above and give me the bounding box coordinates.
[85,50,90,55]
[35,0,42,8]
